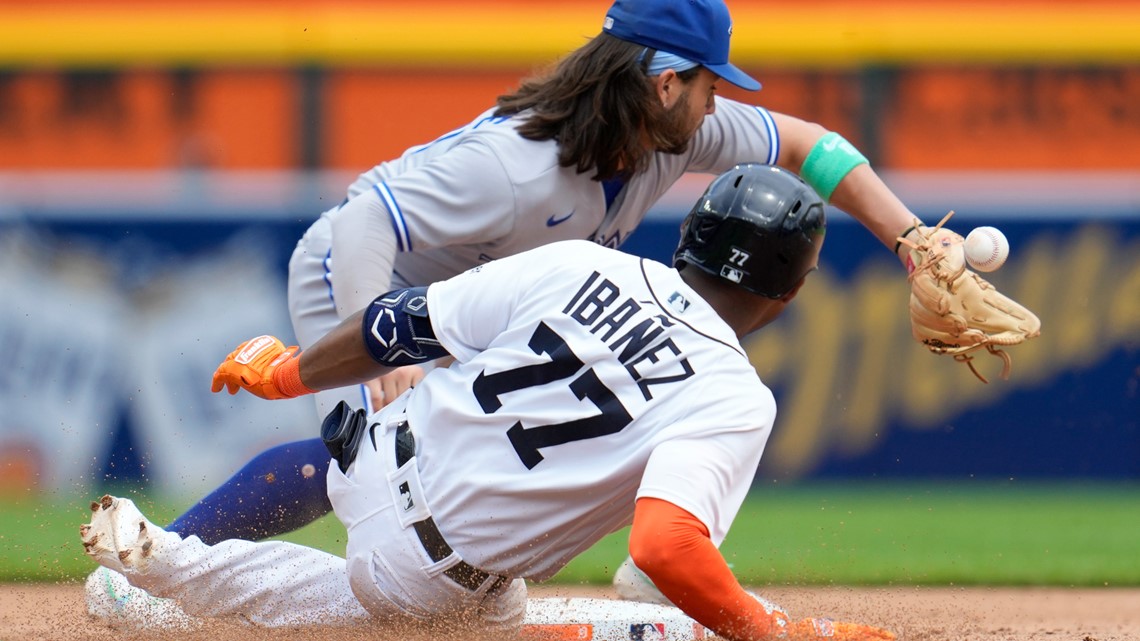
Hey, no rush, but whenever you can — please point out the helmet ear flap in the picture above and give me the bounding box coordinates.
[672,164,826,298]
[692,217,720,243]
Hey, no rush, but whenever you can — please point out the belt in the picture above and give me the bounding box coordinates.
[394,422,509,593]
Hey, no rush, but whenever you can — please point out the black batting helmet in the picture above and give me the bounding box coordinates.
[673,164,826,298]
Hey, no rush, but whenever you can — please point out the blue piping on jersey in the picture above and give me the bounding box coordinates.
[322,249,335,305]
[407,111,507,154]
[358,383,373,414]
[754,107,780,165]
[409,128,464,155]
[472,114,510,129]
[373,182,413,252]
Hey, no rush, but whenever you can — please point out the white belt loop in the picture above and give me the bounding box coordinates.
[378,408,409,439]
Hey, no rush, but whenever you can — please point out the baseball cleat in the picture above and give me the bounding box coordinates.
[84,566,200,631]
[80,495,160,574]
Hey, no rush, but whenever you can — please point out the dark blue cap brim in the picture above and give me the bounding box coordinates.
[707,62,761,91]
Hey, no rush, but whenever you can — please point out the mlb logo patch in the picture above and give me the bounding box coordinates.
[720,265,744,283]
[398,481,414,511]
[667,291,690,313]
[629,623,665,641]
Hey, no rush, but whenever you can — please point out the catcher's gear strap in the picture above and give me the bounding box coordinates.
[361,287,450,366]
[629,498,785,640]
[800,132,869,202]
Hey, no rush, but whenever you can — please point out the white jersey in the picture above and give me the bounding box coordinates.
[405,240,776,581]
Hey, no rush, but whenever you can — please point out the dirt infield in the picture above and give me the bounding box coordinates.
[1,583,1136,641]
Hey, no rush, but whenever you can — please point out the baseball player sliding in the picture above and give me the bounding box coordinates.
[83,165,895,641]
[85,0,1040,625]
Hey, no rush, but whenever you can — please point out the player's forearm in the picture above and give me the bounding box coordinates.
[629,498,781,641]
[827,164,921,262]
[212,292,437,400]
[643,555,775,641]
[298,309,396,390]
[771,113,920,262]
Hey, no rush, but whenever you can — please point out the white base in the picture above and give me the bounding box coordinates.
[523,597,712,641]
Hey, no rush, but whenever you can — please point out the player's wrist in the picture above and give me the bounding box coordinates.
[893,221,924,256]
[271,351,317,398]
[894,220,927,272]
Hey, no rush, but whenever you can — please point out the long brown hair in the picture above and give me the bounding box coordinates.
[495,33,696,181]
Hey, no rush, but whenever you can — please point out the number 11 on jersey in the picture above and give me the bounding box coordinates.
[472,322,633,469]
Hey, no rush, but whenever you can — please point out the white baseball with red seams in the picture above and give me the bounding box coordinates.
[964,226,1009,272]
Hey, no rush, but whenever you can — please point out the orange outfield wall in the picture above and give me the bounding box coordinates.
[2,66,1137,171]
[323,69,865,172]
[0,71,298,169]
[1,0,1138,171]
[0,68,867,171]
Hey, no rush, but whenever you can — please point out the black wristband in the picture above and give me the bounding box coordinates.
[894,225,918,255]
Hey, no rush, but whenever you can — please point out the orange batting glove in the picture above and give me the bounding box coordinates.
[784,617,896,641]
[211,335,316,400]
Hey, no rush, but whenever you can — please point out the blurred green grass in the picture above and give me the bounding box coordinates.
[2,482,1137,586]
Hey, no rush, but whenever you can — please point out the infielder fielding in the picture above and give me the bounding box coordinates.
[85,0,1041,622]
[83,165,895,641]
[157,0,926,546]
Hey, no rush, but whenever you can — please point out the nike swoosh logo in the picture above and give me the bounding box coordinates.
[546,209,575,227]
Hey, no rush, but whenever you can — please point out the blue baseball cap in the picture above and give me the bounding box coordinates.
[603,0,761,91]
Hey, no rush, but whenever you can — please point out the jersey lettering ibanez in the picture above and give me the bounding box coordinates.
[407,241,774,579]
[561,270,697,402]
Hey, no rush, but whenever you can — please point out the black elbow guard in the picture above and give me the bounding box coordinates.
[361,287,450,366]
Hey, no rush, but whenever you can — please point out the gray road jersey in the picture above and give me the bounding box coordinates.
[343,97,779,286]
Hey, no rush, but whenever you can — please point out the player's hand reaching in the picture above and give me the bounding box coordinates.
[367,365,426,409]
[211,335,316,400]
[783,617,896,641]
